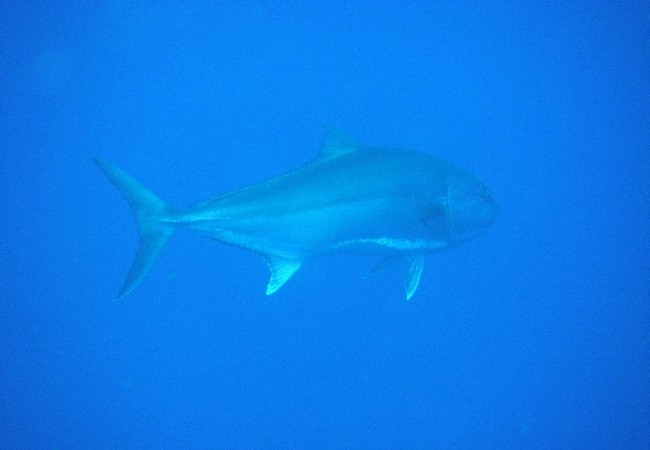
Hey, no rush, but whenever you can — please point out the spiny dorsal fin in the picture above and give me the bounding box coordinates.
[264,255,302,295]
[316,128,361,161]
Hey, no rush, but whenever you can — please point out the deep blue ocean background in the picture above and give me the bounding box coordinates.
[2,2,649,448]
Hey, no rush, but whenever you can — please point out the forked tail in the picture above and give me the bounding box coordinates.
[94,159,177,298]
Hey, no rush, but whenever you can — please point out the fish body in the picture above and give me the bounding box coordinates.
[96,130,498,299]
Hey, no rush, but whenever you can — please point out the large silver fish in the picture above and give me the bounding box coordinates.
[96,129,498,299]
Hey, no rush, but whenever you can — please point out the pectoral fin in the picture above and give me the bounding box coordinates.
[264,255,302,295]
[367,255,400,278]
[404,255,424,300]
[368,254,425,299]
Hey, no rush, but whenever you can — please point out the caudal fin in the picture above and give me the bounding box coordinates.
[94,159,176,298]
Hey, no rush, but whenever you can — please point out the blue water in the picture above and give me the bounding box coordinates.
[2,2,649,448]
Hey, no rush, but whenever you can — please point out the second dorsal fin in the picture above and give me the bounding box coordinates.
[316,128,361,161]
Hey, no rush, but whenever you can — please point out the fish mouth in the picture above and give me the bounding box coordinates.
[484,191,500,226]
[445,185,455,244]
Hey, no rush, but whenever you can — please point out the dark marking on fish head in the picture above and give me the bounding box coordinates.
[446,178,499,244]
[419,199,453,243]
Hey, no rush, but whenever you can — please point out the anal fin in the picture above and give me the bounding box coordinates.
[264,255,302,296]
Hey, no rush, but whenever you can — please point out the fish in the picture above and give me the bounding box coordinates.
[95,129,498,300]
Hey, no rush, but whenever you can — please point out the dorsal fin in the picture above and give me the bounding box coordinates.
[316,128,361,161]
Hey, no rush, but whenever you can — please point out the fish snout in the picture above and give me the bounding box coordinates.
[447,182,498,244]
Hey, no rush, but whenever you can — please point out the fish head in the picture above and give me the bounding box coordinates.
[446,177,499,244]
